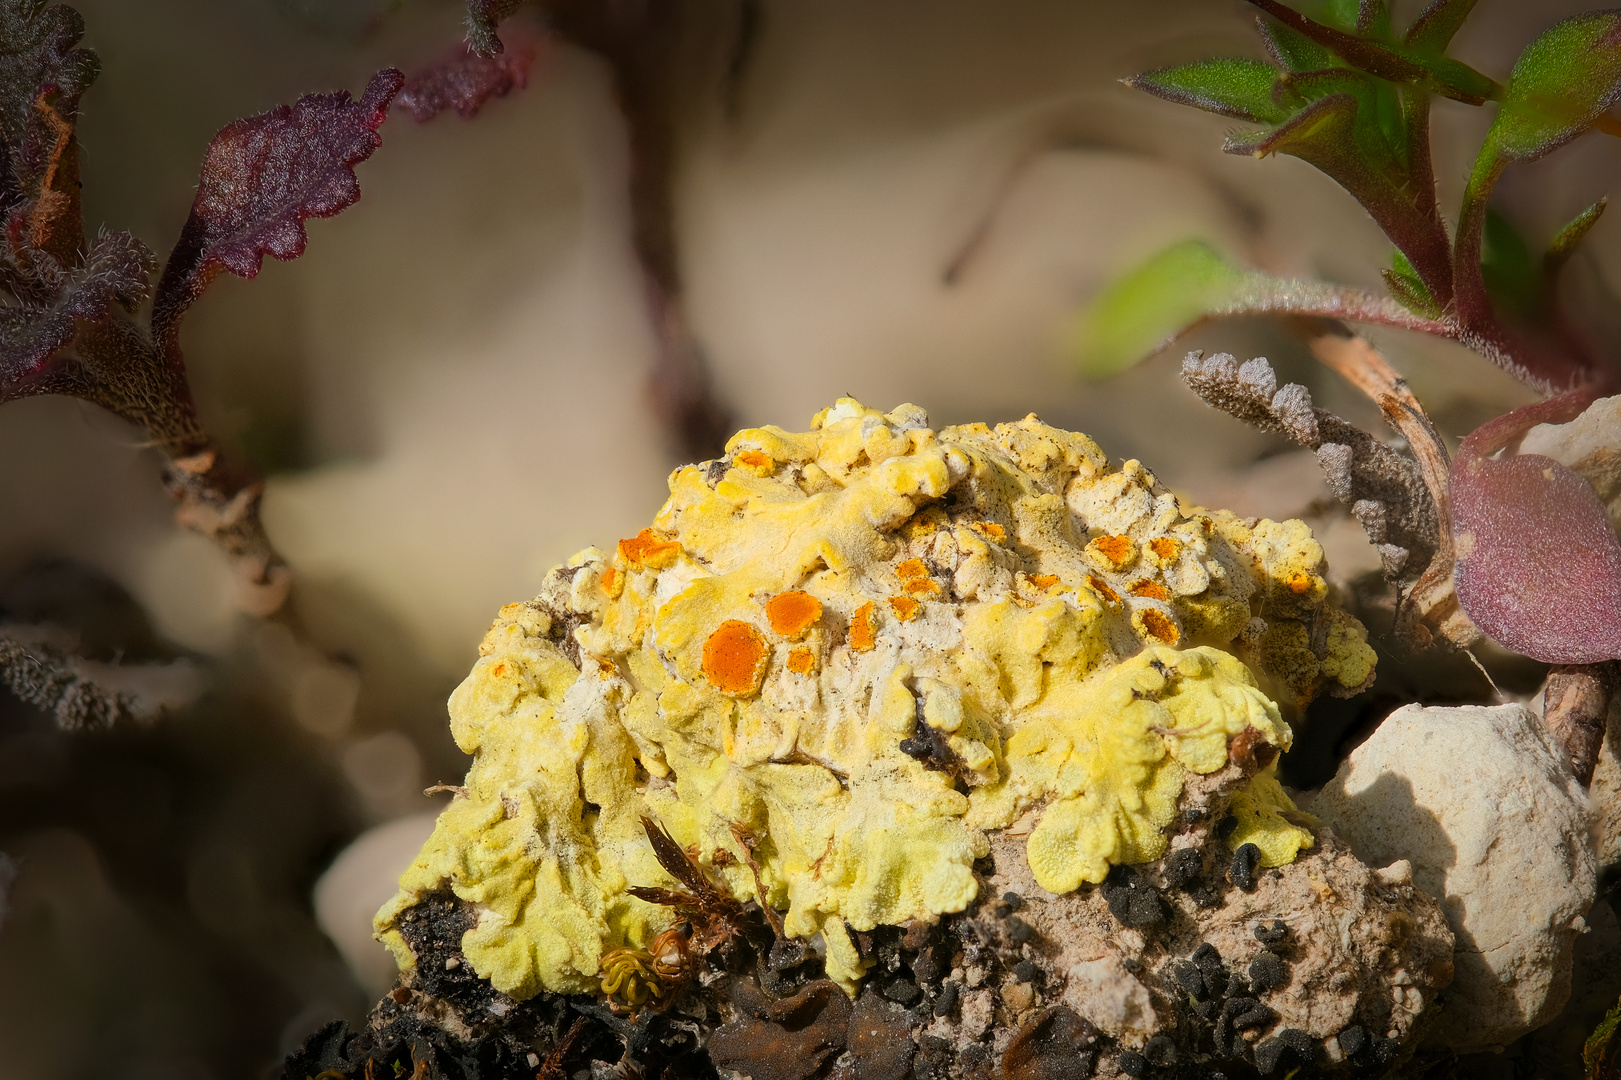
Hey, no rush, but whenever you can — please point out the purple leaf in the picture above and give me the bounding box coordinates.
[1452,396,1621,664]
[0,228,154,402]
[150,68,403,355]
[396,44,534,122]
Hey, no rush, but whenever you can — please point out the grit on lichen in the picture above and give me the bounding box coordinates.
[375,399,1373,1000]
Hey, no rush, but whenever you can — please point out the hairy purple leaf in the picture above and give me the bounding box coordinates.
[1452,396,1621,664]
[0,228,153,401]
[151,68,403,354]
[397,44,533,122]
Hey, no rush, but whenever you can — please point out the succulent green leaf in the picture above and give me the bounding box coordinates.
[1488,11,1621,162]
[1404,0,1479,53]
[1274,67,1406,173]
[1070,241,1251,379]
[1382,249,1441,318]
[1247,0,1497,104]
[1225,93,1450,290]
[1480,208,1542,322]
[1546,197,1607,277]
[1356,0,1392,39]
[1259,13,1342,72]
[1127,59,1291,124]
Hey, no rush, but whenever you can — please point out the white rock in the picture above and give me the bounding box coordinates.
[1061,956,1157,1043]
[1589,698,1621,875]
[1304,703,1596,1053]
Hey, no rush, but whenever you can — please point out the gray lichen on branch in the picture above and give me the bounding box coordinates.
[1181,349,1438,580]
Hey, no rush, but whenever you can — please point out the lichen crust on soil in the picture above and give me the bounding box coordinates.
[315,400,1446,1079]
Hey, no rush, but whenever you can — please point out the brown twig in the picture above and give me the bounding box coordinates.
[1295,322,1478,650]
[538,0,735,462]
[1543,660,1619,787]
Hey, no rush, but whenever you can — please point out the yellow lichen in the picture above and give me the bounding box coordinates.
[376,399,1371,1000]
[1226,761,1315,867]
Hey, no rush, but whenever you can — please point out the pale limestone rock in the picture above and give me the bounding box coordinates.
[1061,956,1157,1040]
[1305,703,1596,1053]
[1589,698,1621,875]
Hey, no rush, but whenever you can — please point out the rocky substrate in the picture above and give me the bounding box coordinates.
[286,812,1454,1080]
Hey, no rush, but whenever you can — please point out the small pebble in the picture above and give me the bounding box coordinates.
[1012,960,1038,983]
[1229,843,1261,892]
[1337,1024,1367,1057]
[1117,1050,1149,1077]
[526,1053,540,1068]
[932,980,959,1017]
[444,956,461,970]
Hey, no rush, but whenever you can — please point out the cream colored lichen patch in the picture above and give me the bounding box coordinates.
[375,400,1366,998]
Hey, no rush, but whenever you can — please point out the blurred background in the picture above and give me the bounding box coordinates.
[0,0,1615,1075]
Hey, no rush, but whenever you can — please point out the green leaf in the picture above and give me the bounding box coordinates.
[1274,67,1406,173]
[1382,249,1441,317]
[1070,241,1249,379]
[1356,0,1393,39]
[1404,0,1479,53]
[1247,0,1498,104]
[1480,208,1542,322]
[1259,15,1341,72]
[1225,93,1451,295]
[1126,59,1291,124]
[1293,0,1360,32]
[1546,197,1607,277]
[1489,11,1621,162]
[1068,241,1453,378]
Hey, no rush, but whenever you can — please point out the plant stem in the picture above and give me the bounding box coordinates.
[1543,660,1619,786]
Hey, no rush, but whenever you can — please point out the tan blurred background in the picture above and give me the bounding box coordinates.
[0,0,1613,1075]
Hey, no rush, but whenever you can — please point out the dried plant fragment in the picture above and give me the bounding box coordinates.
[1183,350,1438,578]
[0,0,101,263]
[396,44,533,122]
[0,623,200,730]
[707,978,851,1080]
[1451,397,1621,664]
